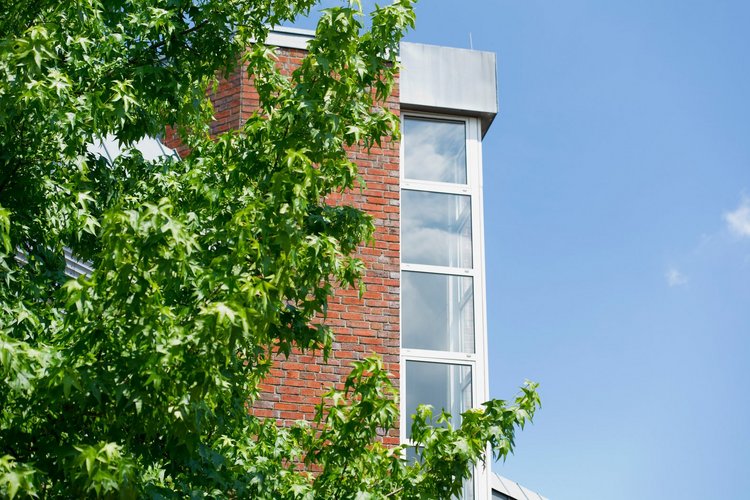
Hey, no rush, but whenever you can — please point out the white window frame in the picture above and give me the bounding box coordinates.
[399,111,490,499]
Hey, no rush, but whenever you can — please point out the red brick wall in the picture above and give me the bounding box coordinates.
[163,57,249,156]
[165,47,401,443]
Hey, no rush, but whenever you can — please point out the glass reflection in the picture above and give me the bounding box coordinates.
[405,361,472,438]
[404,118,467,184]
[402,190,472,268]
[405,446,422,464]
[402,271,474,353]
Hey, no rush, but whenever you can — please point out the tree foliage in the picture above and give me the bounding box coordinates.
[0,0,539,497]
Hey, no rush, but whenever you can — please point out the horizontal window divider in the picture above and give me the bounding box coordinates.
[401,263,475,276]
[403,440,432,450]
[401,181,474,195]
[401,350,477,364]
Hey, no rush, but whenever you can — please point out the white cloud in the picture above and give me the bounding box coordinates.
[725,197,750,238]
[666,268,688,287]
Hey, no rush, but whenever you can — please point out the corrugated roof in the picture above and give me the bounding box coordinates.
[491,473,548,500]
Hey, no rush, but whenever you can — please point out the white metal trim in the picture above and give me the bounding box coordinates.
[401,180,472,195]
[401,349,477,364]
[401,262,475,277]
[469,115,491,500]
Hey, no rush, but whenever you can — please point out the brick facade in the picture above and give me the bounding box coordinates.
[164,47,402,443]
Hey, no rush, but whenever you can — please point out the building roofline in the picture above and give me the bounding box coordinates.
[270,26,316,37]
[491,473,548,500]
[267,26,315,50]
[399,42,498,136]
[266,29,499,137]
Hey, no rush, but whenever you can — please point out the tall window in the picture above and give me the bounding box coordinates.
[400,114,488,499]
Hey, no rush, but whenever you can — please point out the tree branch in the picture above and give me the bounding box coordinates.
[128,19,212,66]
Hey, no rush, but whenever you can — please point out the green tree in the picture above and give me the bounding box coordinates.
[0,0,539,497]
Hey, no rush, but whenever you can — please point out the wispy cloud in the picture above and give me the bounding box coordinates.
[666,268,688,287]
[725,197,750,238]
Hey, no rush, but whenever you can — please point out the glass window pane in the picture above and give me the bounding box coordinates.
[402,271,474,353]
[405,361,472,438]
[405,446,422,465]
[404,118,467,184]
[402,190,472,268]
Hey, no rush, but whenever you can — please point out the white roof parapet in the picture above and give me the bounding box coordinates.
[491,473,549,500]
[265,30,499,137]
[399,41,498,137]
[266,26,315,50]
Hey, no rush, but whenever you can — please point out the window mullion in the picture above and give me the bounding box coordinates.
[401,263,475,277]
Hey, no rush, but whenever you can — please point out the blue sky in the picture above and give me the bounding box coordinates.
[297,1,750,498]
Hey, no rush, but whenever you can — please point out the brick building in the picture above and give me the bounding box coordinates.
[165,32,403,439]
[87,27,545,500]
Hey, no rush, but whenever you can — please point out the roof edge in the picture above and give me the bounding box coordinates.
[491,473,548,500]
[266,26,315,50]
